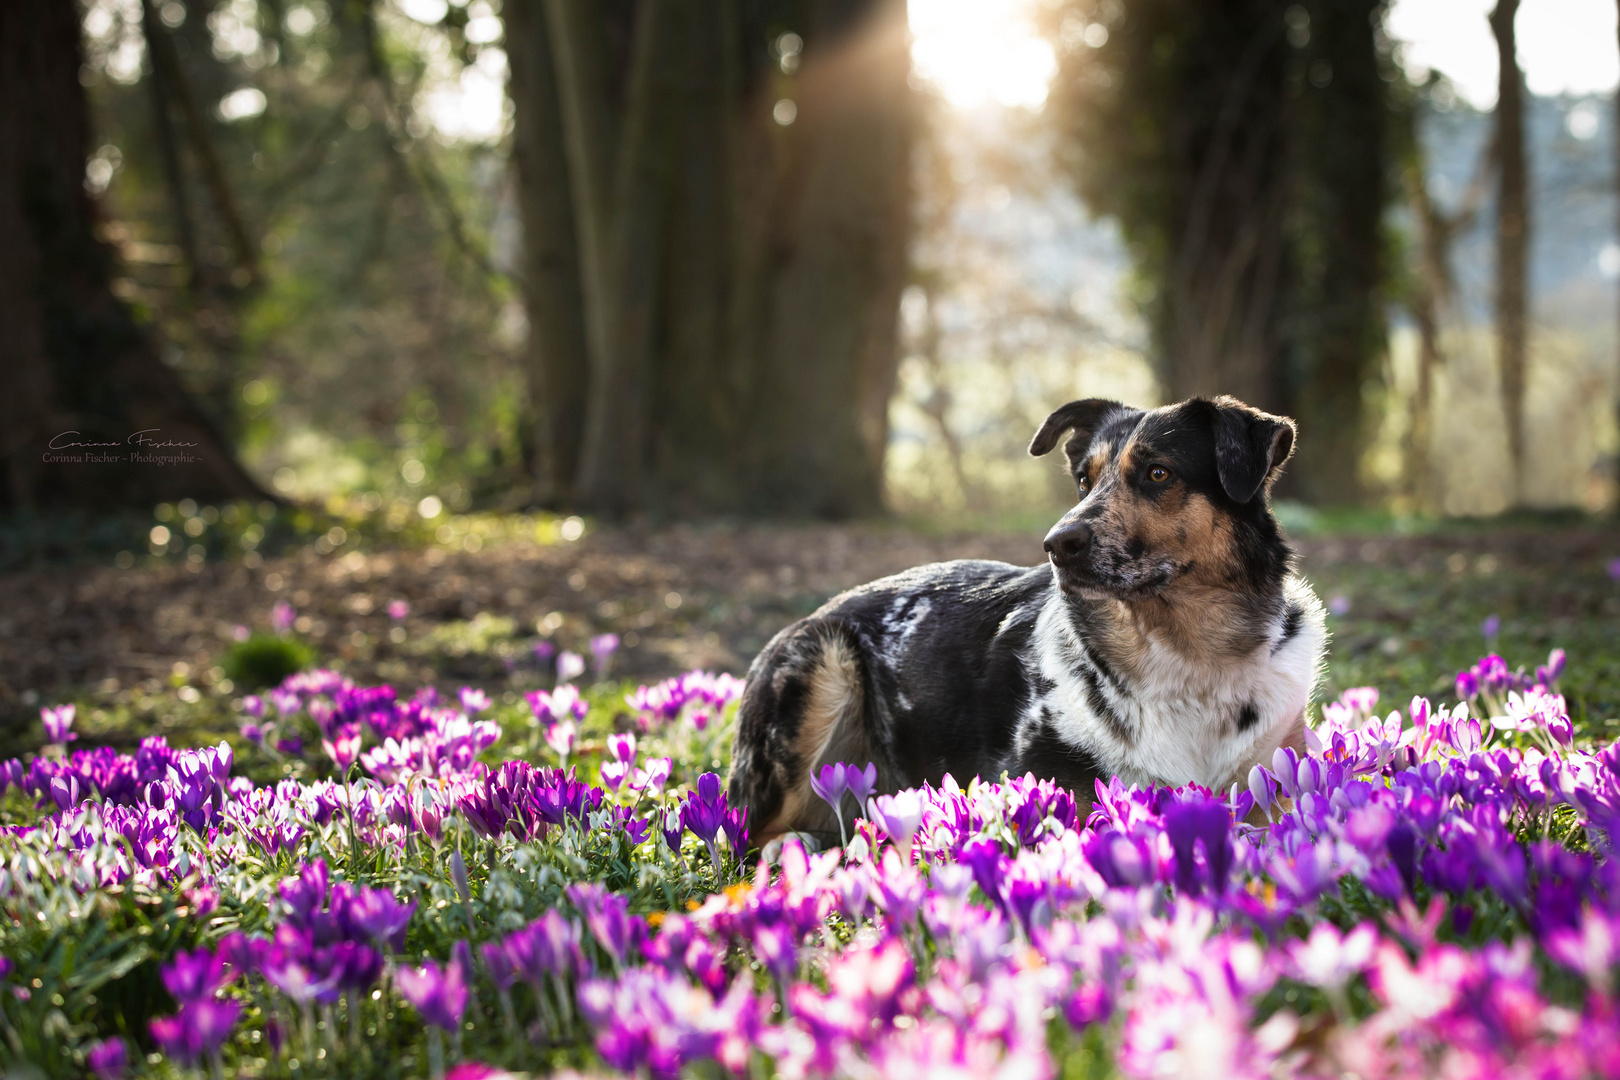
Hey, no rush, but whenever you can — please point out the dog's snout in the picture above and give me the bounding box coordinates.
[1043,519,1093,565]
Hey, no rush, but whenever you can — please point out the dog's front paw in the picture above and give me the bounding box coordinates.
[760,831,824,864]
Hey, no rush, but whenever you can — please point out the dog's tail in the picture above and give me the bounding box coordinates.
[727,618,885,849]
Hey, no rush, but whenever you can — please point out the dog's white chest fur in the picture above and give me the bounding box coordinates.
[1023,575,1326,792]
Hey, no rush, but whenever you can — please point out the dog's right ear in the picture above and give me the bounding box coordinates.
[1028,399,1123,458]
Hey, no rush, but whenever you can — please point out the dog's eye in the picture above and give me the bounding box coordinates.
[1148,466,1171,483]
[1077,475,1091,494]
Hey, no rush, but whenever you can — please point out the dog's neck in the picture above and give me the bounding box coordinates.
[1067,581,1286,680]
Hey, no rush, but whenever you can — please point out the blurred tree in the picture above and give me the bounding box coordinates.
[1489,0,1528,502]
[1392,72,1491,509]
[73,0,524,512]
[1046,0,1391,505]
[506,0,914,517]
[0,0,266,508]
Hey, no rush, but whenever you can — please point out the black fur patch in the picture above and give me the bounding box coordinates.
[1274,601,1304,652]
[1007,716,1104,796]
[1235,702,1259,733]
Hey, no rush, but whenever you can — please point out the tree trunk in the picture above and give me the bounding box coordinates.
[1490,0,1529,502]
[511,0,914,518]
[0,0,268,509]
[747,0,914,517]
[505,0,591,505]
[1285,0,1387,506]
[1157,12,1290,412]
[650,0,744,509]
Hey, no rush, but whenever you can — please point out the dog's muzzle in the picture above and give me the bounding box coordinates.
[1043,519,1093,578]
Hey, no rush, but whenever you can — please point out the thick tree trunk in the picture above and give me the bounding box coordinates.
[505,0,591,505]
[511,0,914,518]
[747,0,913,517]
[1160,14,1289,413]
[1490,0,1529,502]
[1286,0,1387,506]
[651,0,744,509]
[0,0,268,509]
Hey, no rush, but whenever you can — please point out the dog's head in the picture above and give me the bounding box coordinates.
[1029,396,1295,601]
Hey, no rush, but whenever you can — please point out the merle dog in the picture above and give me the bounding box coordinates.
[727,395,1327,847]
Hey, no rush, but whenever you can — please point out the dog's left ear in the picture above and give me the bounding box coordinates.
[1212,397,1296,503]
[1028,399,1123,458]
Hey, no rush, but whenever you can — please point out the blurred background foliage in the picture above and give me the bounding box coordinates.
[2,0,1618,531]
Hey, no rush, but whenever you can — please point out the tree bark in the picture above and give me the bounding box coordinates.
[505,0,591,505]
[1490,0,1529,502]
[511,0,914,518]
[0,0,268,509]
[747,0,914,516]
[1286,0,1387,506]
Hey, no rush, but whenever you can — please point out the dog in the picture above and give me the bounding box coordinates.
[727,394,1327,848]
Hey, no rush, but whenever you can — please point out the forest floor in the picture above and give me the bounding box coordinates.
[2,515,1618,755]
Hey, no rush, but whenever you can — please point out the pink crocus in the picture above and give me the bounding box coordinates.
[271,600,296,633]
[322,724,362,773]
[388,599,410,620]
[545,719,577,763]
[40,704,76,744]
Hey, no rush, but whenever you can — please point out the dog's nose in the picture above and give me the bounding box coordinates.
[1043,520,1092,564]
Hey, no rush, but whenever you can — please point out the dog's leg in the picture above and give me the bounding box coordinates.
[728,621,875,850]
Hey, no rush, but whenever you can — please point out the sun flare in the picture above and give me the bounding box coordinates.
[909,0,1057,110]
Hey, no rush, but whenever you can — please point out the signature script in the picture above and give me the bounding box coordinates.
[49,429,200,450]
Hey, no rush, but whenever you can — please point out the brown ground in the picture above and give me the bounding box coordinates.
[2,519,1616,726]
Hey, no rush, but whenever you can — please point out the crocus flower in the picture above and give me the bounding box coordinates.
[545,719,578,764]
[271,600,296,633]
[811,763,851,845]
[459,687,491,713]
[150,998,242,1066]
[41,704,76,744]
[630,756,672,795]
[557,651,586,683]
[590,633,620,676]
[868,790,923,859]
[1481,614,1501,642]
[162,946,228,1002]
[845,762,879,808]
[322,724,362,773]
[388,600,410,620]
[397,944,471,1031]
[86,1036,129,1080]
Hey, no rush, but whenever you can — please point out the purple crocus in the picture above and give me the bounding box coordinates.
[41,704,76,745]
[681,772,730,875]
[150,997,242,1067]
[162,947,228,1002]
[1481,613,1502,642]
[844,762,878,808]
[397,943,471,1031]
[459,687,491,714]
[590,633,620,676]
[568,883,639,967]
[810,763,851,846]
[271,600,296,634]
[1162,794,1233,897]
[86,1036,129,1080]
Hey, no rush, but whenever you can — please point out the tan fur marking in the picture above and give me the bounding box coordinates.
[760,635,862,841]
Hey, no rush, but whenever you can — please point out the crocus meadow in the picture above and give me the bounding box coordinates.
[2,646,1618,1079]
